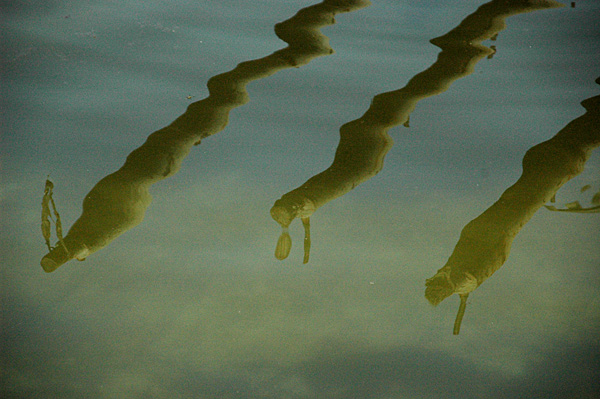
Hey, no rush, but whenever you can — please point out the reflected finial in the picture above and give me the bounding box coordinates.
[275,227,292,260]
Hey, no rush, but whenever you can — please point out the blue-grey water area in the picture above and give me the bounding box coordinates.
[2,0,599,397]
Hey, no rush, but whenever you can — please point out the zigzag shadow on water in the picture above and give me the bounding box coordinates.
[425,80,599,334]
[40,0,372,273]
[270,0,564,263]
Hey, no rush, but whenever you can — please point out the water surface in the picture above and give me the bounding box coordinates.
[2,0,599,397]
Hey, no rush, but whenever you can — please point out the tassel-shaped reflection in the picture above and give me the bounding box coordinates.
[41,179,54,252]
[271,0,564,262]
[40,0,372,272]
[275,228,293,261]
[274,218,311,262]
[41,178,69,256]
[425,82,600,334]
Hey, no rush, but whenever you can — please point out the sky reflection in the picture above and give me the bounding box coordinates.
[1,1,599,398]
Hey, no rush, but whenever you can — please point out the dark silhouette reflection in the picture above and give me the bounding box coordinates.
[40,0,371,272]
[271,0,564,263]
[426,80,599,334]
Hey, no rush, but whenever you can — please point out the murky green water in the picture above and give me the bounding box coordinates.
[2,0,599,397]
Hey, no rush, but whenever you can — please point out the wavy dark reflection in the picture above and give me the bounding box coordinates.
[426,80,599,334]
[40,0,371,272]
[270,0,564,262]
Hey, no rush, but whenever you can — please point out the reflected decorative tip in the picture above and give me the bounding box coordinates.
[275,229,292,260]
[40,242,71,272]
[40,256,60,273]
[424,275,454,306]
[39,239,89,272]
[270,204,293,228]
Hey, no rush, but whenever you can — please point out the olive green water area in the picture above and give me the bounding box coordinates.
[2,1,599,397]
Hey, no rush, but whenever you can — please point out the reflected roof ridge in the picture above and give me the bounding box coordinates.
[39,0,372,272]
[425,78,599,334]
[270,0,564,262]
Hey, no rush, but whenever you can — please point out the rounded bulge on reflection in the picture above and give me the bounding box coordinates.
[40,239,90,273]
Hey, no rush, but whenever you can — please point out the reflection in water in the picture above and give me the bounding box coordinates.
[270,0,564,262]
[544,183,600,213]
[41,178,68,254]
[40,0,371,272]
[426,80,600,334]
